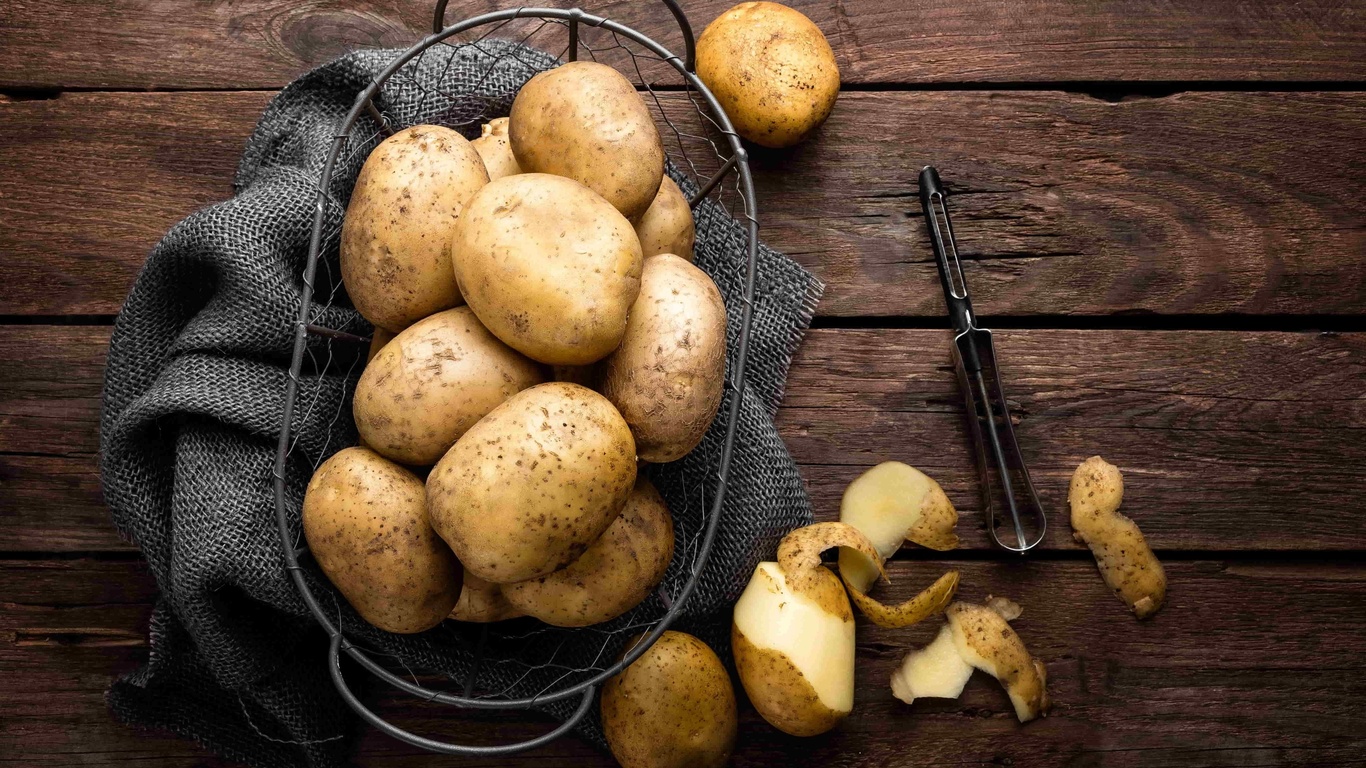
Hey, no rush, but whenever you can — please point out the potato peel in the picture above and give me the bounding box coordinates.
[1068,456,1166,619]
[843,569,960,629]
[776,522,885,597]
[905,480,961,552]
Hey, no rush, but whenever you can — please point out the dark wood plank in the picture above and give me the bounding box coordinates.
[4,325,1363,552]
[3,91,1364,317]
[3,0,1365,90]
[4,557,1365,766]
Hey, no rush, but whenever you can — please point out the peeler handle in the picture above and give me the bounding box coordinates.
[919,166,981,372]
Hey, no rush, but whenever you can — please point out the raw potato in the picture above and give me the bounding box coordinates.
[602,255,727,463]
[601,631,737,768]
[634,176,695,261]
[696,2,840,148]
[1069,456,1166,619]
[503,477,675,627]
[890,598,1050,723]
[452,173,643,365]
[470,117,521,180]
[733,522,881,736]
[341,125,488,332]
[353,307,545,466]
[302,447,462,634]
[426,382,637,583]
[509,61,664,220]
[448,573,523,623]
[366,327,395,362]
[837,461,960,593]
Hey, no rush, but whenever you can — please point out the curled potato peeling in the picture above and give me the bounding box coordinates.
[890,597,1050,723]
[1069,456,1166,619]
[844,570,960,630]
[837,462,959,593]
[775,521,884,596]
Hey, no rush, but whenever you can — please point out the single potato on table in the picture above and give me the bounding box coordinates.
[696,2,841,148]
[427,382,637,584]
[353,307,545,467]
[503,476,674,627]
[509,61,664,221]
[452,173,643,366]
[602,254,727,463]
[601,631,737,768]
[303,447,462,634]
[341,125,488,332]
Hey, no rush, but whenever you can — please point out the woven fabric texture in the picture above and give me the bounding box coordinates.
[100,40,822,767]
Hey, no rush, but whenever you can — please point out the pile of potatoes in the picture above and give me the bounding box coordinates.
[303,59,727,639]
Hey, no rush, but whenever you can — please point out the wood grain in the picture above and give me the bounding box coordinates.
[5,325,1362,553]
[4,557,1364,767]
[3,0,1365,90]
[2,90,1364,317]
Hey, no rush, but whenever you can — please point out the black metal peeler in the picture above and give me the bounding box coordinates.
[918,166,1047,553]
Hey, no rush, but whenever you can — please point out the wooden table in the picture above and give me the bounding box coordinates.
[3,1,1365,765]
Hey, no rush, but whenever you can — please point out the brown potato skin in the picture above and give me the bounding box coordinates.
[341,125,488,332]
[448,573,523,623]
[503,476,674,627]
[452,174,644,365]
[696,2,840,148]
[509,61,664,220]
[302,447,462,634]
[602,254,726,463]
[471,117,521,181]
[731,568,849,737]
[426,383,637,583]
[353,307,545,467]
[602,632,737,768]
[634,176,695,261]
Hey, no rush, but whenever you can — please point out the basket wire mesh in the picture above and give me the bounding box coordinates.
[270,0,762,755]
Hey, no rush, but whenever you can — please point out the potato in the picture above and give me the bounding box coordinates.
[352,307,545,467]
[471,117,521,181]
[890,597,1050,723]
[601,631,737,768]
[509,61,664,220]
[733,523,882,736]
[503,476,674,627]
[696,2,840,148]
[602,255,726,463]
[1069,456,1166,619]
[452,173,644,365]
[449,573,523,623]
[427,382,637,583]
[341,125,488,332]
[302,447,462,633]
[634,176,695,261]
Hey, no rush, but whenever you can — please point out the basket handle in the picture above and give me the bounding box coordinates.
[432,0,697,72]
[326,634,598,756]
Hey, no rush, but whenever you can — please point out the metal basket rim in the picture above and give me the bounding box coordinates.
[272,3,762,755]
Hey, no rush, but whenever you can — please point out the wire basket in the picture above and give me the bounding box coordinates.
[270,0,760,755]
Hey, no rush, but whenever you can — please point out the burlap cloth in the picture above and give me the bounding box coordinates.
[100,40,821,767]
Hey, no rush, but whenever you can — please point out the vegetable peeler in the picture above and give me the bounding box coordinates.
[918,166,1047,553]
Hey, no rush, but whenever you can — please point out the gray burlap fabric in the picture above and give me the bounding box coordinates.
[101,41,821,767]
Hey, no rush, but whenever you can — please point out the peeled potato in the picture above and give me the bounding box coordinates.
[303,447,462,633]
[471,117,521,181]
[601,631,737,768]
[502,477,674,627]
[634,176,695,261]
[696,2,840,148]
[733,523,883,736]
[341,125,488,332]
[510,61,664,220]
[426,382,637,583]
